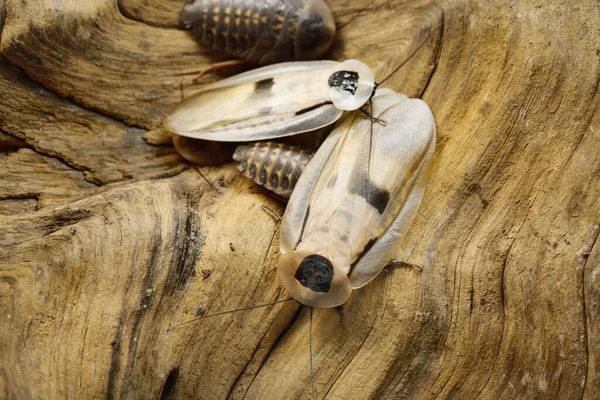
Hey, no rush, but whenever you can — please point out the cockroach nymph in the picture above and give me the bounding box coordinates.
[181,0,336,70]
[233,141,312,197]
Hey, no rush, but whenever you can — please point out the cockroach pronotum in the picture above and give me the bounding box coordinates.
[181,0,336,77]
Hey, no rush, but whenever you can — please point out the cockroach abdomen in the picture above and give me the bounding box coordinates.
[233,142,312,198]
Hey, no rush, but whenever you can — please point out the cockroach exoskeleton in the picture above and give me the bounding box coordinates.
[233,141,313,198]
[181,0,336,78]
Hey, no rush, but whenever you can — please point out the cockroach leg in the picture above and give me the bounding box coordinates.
[386,260,423,272]
[192,59,248,83]
[360,106,387,126]
[261,204,282,223]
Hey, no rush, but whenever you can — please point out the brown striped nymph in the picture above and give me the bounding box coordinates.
[233,141,312,197]
[181,0,336,65]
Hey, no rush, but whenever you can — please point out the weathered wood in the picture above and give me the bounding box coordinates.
[0,0,599,399]
[118,0,183,27]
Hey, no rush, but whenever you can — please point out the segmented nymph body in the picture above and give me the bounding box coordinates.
[233,142,312,197]
[181,0,336,65]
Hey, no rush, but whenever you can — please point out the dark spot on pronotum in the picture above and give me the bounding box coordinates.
[340,235,349,243]
[295,101,332,115]
[160,368,179,400]
[254,78,275,93]
[201,269,211,280]
[328,70,359,95]
[295,254,334,293]
[229,243,235,252]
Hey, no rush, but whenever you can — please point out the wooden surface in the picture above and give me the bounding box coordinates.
[1,0,599,399]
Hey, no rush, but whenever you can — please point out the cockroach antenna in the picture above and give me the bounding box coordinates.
[167,297,295,331]
[375,28,437,89]
[362,29,437,124]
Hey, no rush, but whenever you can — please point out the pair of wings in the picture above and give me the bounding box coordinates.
[164,61,344,142]
[280,89,436,288]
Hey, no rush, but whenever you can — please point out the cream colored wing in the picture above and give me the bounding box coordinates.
[280,116,346,253]
[281,89,436,288]
[164,61,343,141]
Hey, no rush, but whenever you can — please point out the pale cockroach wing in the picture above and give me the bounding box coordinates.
[277,89,436,307]
[164,60,375,142]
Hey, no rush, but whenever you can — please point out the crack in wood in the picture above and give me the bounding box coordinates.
[420,8,444,99]
[0,129,100,186]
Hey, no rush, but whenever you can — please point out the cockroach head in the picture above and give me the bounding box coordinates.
[296,0,336,60]
[328,60,375,111]
[277,251,352,308]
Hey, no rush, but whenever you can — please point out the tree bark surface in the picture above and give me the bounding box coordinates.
[0,0,599,399]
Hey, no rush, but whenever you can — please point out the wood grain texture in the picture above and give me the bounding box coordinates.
[118,0,183,27]
[1,0,599,399]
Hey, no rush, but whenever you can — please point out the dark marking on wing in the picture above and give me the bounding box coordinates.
[348,164,390,214]
[296,101,333,115]
[255,78,275,93]
[349,237,378,274]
